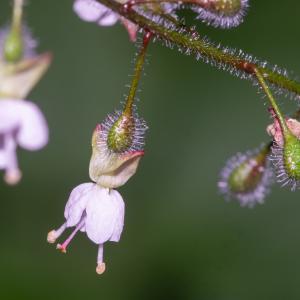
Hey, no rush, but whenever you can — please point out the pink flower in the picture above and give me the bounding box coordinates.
[73,0,138,41]
[48,110,146,274]
[0,99,48,184]
[267,117,300,147]
[0,19,52,184]
[47,183,125,275]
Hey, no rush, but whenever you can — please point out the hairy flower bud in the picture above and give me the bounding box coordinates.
[107,113,135,153]
[191,0,249,28]
[218,145,273,207]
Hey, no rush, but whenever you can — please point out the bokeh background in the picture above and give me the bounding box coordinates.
[1,0,300,299]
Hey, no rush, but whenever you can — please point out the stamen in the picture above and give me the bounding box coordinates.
[96,244,106,275]
[56,219,85,253]
[47,223,67,244]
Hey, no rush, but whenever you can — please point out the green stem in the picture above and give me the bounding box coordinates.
[254,67,288,134]
[124,32,152,115]
[12,0,23,30]
[97,0,300,98]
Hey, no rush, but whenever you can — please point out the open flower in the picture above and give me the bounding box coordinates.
[48,113,146,274]
[73,0,138,41]
[47,183,124,275]
[48,29,149,273]
[0,98,48,184]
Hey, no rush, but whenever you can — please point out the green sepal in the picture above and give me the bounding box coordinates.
[4,28,23,63]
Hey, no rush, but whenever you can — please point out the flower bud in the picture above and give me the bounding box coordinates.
[107,113,135,153]
[192,0,249,28]
[218,145,273,207]
[211,0,243,15]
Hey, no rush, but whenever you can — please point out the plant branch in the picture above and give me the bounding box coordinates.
[97,0,300,99]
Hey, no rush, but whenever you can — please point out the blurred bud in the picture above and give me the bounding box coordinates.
[268,117,300,190]
[218,145,273,207]
[192,0,249,28]
[4,27,23,63]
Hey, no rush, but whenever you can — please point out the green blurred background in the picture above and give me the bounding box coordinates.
[1,0,300,299]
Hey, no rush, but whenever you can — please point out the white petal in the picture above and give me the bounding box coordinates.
[97,155,142,188]
[64,182,95,227]
[85,186,125,244]
[0,100,22,132]
[109,189,125,242]
[0,132,17,169]
[74,0,109,22]
[98,12,119,26]
[0,99,48,151]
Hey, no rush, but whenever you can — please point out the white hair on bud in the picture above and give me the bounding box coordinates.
[269,143,300,191]
[100,110,148,154]
[190,0,249,29]
[218,147,273,208]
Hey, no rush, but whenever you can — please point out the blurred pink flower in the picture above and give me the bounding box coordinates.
[73,0,138,41]
[0,99,48,184]
[267,117,300,147]
[47,183,125,275]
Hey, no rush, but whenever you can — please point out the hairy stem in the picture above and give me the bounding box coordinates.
[125,31,152,115]
[97,0,300,98]
[254,67,288,134]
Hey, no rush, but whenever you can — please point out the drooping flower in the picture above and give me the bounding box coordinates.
[0,99,48,184]
[0,0,52,184]
[47,30,150,274]
[218,144,273,207]
[48,183,125,275]
[47,115,147,274]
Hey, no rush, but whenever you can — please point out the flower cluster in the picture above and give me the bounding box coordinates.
[1,0,300,276]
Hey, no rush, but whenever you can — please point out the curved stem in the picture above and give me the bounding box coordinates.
[254,67,288,134]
